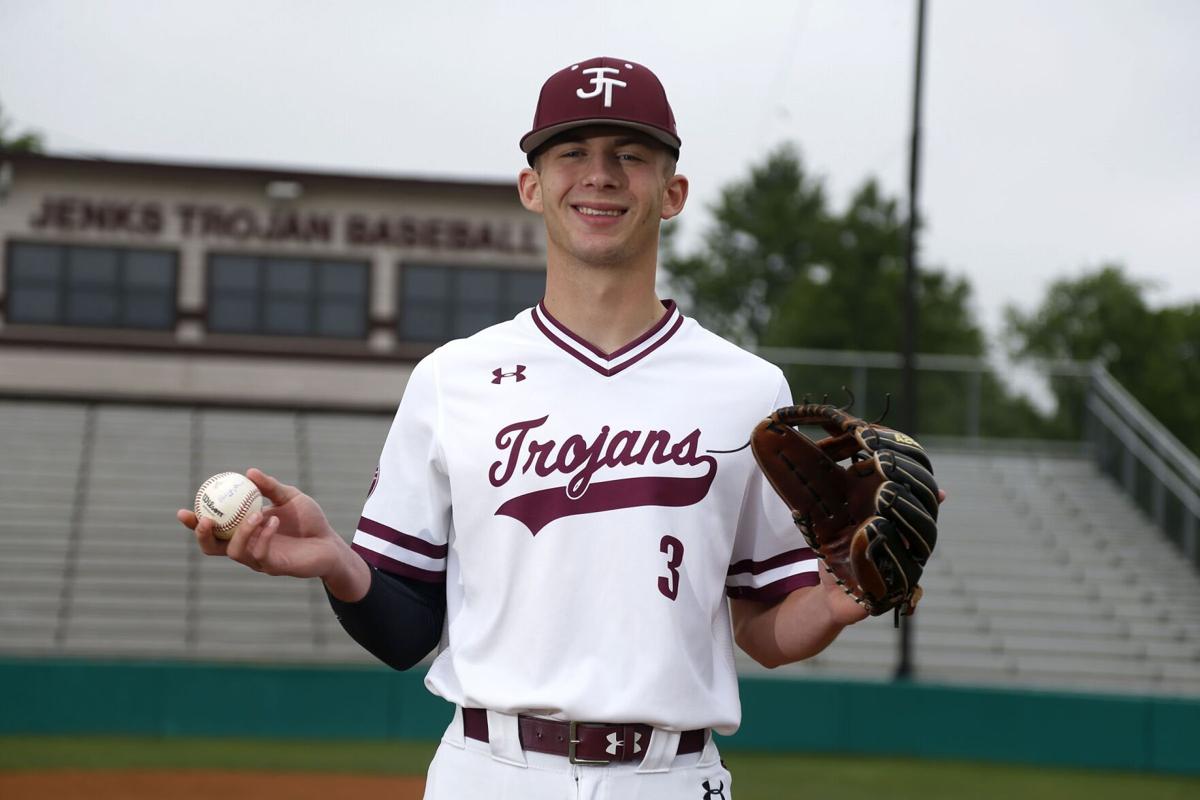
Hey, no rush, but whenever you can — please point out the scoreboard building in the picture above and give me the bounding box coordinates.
[0,151,546,410]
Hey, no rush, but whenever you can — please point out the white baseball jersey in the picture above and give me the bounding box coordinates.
[352,300,818,734]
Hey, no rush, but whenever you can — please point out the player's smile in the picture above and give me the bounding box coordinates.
[570,201,629,225]
[556,190,647,263]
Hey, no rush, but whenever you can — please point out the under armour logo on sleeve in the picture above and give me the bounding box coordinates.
[492,365,527,384]
[701,779,726,799]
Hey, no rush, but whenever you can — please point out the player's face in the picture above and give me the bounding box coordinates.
[518,128,688,269]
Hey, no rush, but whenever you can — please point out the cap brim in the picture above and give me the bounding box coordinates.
[520,118,681,154]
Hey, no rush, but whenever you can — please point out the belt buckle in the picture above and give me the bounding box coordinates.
[567,721,611,765]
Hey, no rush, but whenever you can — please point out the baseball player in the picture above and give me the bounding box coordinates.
[178,57,878,799]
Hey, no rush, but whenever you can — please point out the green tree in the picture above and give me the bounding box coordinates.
[1006,265,1200,452]
[663,144,1044,437]
[664,145,982,355]
[763,179,983,356]
[1005,266,1156,363]
[665,144,833,345]
[0,102,44,152]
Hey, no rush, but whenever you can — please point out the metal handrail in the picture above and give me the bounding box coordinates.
[1090,363,1200,490]
[1088,395,1200,518]
[1086,363,1200,566]
[756,346,1093,376]
[752,346,1095,442]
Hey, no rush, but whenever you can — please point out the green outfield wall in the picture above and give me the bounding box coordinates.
[2,657,1196,775]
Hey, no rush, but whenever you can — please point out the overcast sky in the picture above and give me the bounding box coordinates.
[2,0,1197,341]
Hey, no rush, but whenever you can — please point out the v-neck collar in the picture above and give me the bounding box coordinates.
[531,300,685,377]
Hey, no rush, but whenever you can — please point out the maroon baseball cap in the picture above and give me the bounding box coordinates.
[520,57,681,161]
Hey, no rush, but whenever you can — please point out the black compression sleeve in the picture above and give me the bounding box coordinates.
[325,567,446,671]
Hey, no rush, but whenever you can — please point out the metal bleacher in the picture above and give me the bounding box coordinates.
[0,400,390,665]
[754,451,1200,695]
[2,398,1199,697]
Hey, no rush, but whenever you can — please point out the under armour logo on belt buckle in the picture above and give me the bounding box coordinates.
[492,365,527,384]
[701,779,726,799]
[605,730,643,756]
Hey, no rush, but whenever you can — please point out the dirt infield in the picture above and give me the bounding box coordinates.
[0,770,426,800]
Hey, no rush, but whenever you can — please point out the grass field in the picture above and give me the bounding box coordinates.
[3,736,1199,799]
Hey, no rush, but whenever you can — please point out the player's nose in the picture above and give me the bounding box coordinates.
[580,155,623,189]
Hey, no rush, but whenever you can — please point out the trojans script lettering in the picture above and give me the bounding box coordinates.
[488,415,717,535]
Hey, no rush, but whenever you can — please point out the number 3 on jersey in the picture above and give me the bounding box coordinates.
[658,535,684,600]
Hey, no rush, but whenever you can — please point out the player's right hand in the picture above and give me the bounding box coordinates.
[176,467,345,581]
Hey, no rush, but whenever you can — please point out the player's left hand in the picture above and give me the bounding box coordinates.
[819,565,870,626]
[822,488,948,626]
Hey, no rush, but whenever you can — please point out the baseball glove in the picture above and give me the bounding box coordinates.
[750,403,939,620]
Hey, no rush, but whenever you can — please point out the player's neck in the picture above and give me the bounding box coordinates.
[542,264,665,355]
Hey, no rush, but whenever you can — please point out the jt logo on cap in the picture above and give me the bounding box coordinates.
[574,63,631,107]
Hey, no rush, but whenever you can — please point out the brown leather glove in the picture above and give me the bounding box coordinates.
[751,404,939,618]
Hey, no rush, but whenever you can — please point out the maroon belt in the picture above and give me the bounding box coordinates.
[461,707,707,765]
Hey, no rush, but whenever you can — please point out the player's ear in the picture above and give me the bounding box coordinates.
[660,173,688,221]
[518,167,543,213]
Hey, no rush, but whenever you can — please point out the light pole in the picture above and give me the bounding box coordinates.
[897,0,928,681]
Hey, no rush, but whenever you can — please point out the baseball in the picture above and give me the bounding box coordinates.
[194,472,264,540]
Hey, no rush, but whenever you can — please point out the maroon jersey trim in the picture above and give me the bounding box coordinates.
[725,571,819,602]
[532,301,684,377]
[352,542,446,583]
[538,299,679,359]
[727,547,816,577]
[357,516,449,559]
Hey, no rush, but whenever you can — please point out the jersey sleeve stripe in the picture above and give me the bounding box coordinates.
[725,554,818,590]
[354,529,447,571]
[726,571,820,601]
[357,516,448,558]
[727,547,816,577]
[351,542,446,583]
